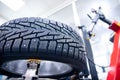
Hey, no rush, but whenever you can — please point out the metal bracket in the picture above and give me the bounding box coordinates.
[23,59,40,80]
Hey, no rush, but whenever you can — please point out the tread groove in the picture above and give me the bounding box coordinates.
[36,39,40,53]
[46,41,50,53]
[10,39,15,53]
[28,39,32,53]
[19,38,23,53]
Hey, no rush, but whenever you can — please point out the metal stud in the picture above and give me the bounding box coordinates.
[23,44,26,47]
[33,39,36,42]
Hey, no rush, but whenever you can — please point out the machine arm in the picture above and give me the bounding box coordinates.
[88,7,120,80]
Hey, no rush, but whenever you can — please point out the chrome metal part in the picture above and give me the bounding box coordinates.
[1,60,72,78]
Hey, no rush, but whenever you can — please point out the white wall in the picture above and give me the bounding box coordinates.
[0,17,7,25]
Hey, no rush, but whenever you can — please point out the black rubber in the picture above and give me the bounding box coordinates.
[0,17,87,78]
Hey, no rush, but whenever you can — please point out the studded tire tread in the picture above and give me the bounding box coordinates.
[0,17,88,78]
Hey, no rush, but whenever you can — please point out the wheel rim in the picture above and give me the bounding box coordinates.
[1,60,73,77]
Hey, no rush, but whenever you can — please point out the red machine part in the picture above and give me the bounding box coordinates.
[107,21,120,80]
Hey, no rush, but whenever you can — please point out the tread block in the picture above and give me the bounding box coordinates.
[35,17,43,22]
[0,37,5,42]
[50,20,57,25]
[31,23,41,29]
[7,24,16,28]
[20,31,32,37]
[43,18,49,24]
[69,43,76,47]
[74,48,79,59]
[23,34,36,39]
[21,39,30,52]
[0,28,9,31]
[4,40,13,53]
[16,29,28,33]
[28,17,35,22]
[37,32,48,37]
[68,47,74,57]
[38,41,48,53]
[57,39,66,43]
[40,36,53,40]
[20,18,28,22]
[54,35,63,39]
[15,24,24,29]
[19,22,30,27]
[0,31,12,38]
[30,38,39,53]
[3,27,11,30]
[12,38,22,53]
[33,30,44,33]
[0,26,4,29]
[0,32,5,38]
[5,32,16,38]
[48,41,56,53]
[56,43,63,55]
[34,22,45,28]
[78,51,82,60]
[0,40,5,53]
[2,31,13,35]
[64,36,71,39]
[48,32,60,36]
[7,34,19,40]
[77,44,84,48]
[15,19,20,23]
[62,44,68,56]
[66,39,73,43]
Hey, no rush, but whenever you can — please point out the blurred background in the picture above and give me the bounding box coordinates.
[0,0,120,79]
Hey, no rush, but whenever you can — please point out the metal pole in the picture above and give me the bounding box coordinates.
[79,26,99,80]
